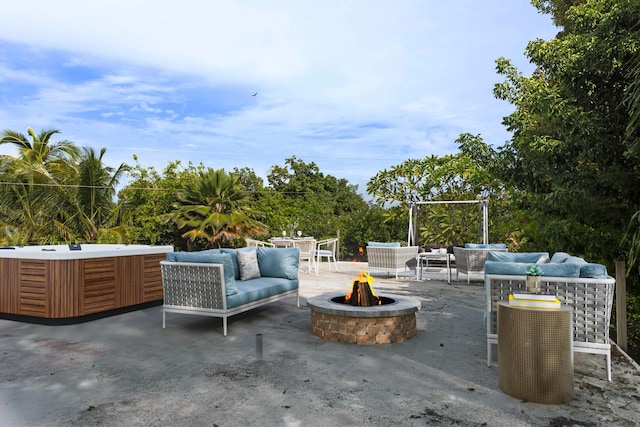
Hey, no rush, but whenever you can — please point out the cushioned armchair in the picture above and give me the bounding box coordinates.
[453,243,507,283]
[366,242,419,278]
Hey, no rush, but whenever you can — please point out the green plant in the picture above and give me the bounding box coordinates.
[525,264,544,276]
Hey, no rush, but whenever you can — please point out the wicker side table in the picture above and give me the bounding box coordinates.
[497,302,573,404]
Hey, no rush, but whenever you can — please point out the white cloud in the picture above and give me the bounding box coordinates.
[0,1,558,194]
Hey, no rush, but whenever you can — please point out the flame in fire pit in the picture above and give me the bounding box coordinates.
[344,270,381,306]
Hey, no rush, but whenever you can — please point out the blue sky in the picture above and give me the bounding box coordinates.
[0,1,557,195]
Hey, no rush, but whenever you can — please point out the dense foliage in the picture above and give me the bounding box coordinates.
[490,0,640,356]
[0,128,128,245]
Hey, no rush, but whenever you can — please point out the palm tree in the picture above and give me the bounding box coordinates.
[0,128,81,243]
[0,128,80,166]
[59,147,131,243]
[165,168,268,248]
[0,128,130,244]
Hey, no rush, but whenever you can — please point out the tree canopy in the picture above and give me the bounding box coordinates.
[491,0,640,262]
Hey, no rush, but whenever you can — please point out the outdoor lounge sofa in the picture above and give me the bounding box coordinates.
[161,246,300,336]
[453,243,508,283]
[366,242,419,278]
[484,251,615,380]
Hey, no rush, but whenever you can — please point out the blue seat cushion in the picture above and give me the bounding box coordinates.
[257,247,299,280]
[484,260,580,277]
[227,277,299,309]
[486,252,549,263]
[367,242,401,247]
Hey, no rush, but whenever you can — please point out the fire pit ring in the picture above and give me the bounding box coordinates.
[307,292,421,344]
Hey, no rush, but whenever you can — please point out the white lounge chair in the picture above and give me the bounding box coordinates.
[366,244,418,278]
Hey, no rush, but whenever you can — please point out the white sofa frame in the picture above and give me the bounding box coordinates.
[485,273,616,381]
[366,246,419,278]
[160,261,299,336]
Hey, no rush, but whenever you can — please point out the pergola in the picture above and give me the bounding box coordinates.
[407,200,489,246]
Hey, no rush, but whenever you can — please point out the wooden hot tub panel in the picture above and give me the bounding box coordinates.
[0,253,167,319]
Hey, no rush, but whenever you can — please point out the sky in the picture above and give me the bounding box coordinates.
[0,1,558,196]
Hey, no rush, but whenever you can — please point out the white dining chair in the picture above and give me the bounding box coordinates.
[314,237,339,275]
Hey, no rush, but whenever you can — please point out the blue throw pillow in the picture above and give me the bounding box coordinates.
[564,255,588,265]
[550,252,571,263]
[367,242,401,247]
[208,253,238,295]
[257,247,300,279]
[169,249,221,263]
[579,263,609,278]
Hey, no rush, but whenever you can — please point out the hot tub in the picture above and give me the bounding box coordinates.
[0,244,173,323]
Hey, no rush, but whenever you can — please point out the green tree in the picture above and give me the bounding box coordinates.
[165,168,267,249]
[492,0,640,264]
[0,128,79,166]
[264,156,370,257]
[72,147,129,242]
[117,159,197,247]
[0,128,129,244]
[0,128,79,243]
[367,147,509,247]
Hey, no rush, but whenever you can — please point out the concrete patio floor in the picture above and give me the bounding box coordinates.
[2,262,640,426]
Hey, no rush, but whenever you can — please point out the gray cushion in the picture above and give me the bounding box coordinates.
[257,247,299,280]
[536,255,551,264]
[237,248,261,280]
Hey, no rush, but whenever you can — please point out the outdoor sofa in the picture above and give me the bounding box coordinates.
[484,251,615,380]
[366,242,419,278]
[161,246,300,336]
[453,243,508,283]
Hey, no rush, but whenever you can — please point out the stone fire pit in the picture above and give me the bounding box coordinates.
[307,292,421,344]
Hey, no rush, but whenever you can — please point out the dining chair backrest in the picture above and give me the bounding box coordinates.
[246,238,274,247]
[291,239,316,274]
[315,237,339,275]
